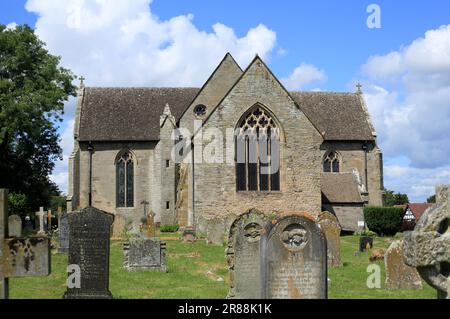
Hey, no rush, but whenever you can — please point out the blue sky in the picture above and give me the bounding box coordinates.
[2,0,450,201]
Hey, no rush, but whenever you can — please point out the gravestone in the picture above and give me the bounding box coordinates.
[206,219,225,245]
[266,214,327,299]
[112,214,127,238]
[47,210,53,232]
[24,216,33,232]
[58,212,69,253]
[35,207,45,235]
[318,211,342,267]
[404,184,450,299]
[146,211,155,238]
[8,215,22,237]
[1,189,51,299]
[182,226,196,243]
[123,237,166,272]
[63,207,114,299]
[226,209,270,299]
[385,240,422,290]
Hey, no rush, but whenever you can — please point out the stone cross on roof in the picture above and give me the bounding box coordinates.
[79,76,85,88]
[1,189,51,299]
[356,82,363,94]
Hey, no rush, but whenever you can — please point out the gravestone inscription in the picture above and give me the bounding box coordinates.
[63,207,114,299]
[266,214,327,299]
[58,212,69,253]
[385,240,422,290]
[226,209,270,299]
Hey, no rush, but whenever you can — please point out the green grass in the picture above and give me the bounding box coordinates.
[9,235,436,299]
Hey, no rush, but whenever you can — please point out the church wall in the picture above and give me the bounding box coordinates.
[321,141,384,205]
[322,203,364,232]
[193,59,323,225]
[78,141,156,230]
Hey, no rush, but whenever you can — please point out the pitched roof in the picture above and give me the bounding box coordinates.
[290,92,375,141]
[321,173,364,204]
[78,87,199,141]
[405,203,433,221]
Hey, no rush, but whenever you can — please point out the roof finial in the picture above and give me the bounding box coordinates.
[79,75,85,88]
[163,103,171,115]
[356,82,363,94]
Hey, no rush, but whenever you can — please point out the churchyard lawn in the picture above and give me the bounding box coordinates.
[9,234,435,299]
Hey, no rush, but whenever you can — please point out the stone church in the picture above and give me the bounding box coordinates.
[67,53,384,236]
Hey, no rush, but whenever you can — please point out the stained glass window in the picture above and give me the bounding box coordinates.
[116,151,134,207]
[236,106,280,191]
[323,151,340,173]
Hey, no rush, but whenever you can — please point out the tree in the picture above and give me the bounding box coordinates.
[8,192,28,217]
[383,189,409,206]
[427,195,436,203]
[0,24,76,210]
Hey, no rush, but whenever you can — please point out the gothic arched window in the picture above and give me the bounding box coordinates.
[116,151,134,207]
[236,106,280,192]
[323,151,340,173]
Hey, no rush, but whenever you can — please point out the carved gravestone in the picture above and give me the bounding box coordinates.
[206,219,225,245]
[8,215,22,237]
[123,237,166,272]
[35,207,46,235]
[385,240,422,290]
[404,185,450,299]
[266,215,327,299]
[226,209,270,299]
[63,207,114,299]
[318,211,342,267]
[1,189,51,299]
[58,212,69,253]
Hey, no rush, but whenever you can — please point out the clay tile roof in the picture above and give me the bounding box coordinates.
[290,92,375,141]
[78,87,200,141]
[406,203,433,221]
[321,173,364,204]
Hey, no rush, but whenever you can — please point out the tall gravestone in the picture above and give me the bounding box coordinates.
[58,212,69,253]
[226,209,270,299]
[318,211,342,267]
[404,185,450,299]
[265,214,327,299]
[35,207,45,235]
[63,207,114,299]
[8,215,22,237]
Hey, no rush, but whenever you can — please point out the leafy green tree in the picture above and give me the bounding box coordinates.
[8,192,28,217]
[0,24,76,210]
[427,195,436,203]
[383,189,409,206]
[49,195,66,215]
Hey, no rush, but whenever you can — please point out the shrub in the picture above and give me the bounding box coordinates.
[354,230,377,237]
[363,206,404,236]
[160,225,179,233]
[8,193,28,217]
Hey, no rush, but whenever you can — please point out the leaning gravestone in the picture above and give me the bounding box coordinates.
[385,240,422,290]
[404,184,450,299]
[226,209,271,299]
[123,237,166,272]
[8,215,22,237]
[318,211,342,267]
[266,214,327,299]
[63,207,114,299]
[58,212,69,253]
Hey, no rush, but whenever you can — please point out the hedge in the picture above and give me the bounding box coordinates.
[160,225,180,233]
[363,206,404,236]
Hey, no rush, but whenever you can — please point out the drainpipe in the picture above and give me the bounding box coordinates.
[88,142,94,207]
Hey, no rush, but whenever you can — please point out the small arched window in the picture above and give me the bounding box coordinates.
[236,106,280,192]
[116,151,134,207]
[323,151,340,173]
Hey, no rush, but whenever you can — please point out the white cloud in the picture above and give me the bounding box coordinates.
[281,63,327,90]
[362,25,450,201]
[6,22,18,30]
[25,0,278,192]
